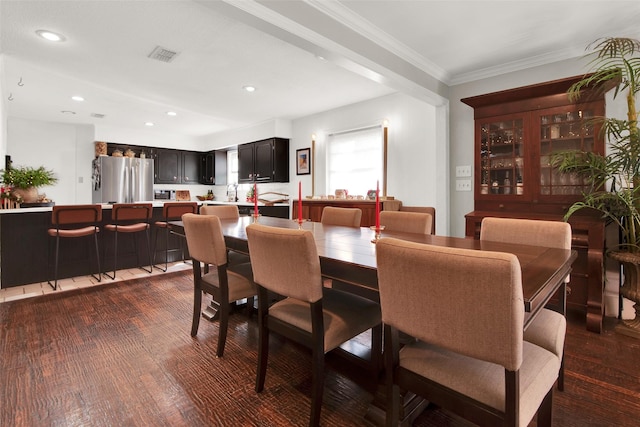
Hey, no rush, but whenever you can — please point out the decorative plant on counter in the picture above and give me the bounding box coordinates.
[0,165,57,203]
[551,37,640,336]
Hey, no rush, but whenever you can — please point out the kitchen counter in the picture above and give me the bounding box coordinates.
[0,200,290,288]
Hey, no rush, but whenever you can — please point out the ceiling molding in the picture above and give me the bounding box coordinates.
[304,0,450,84]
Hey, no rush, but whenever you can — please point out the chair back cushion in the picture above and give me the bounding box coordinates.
[379,211,432,234]
[182,213,228,266]
[111,203,153,222]
[246,223,323,302]
[376,237,524,371]
[163,202,198,220]
[480,217,571,250]
[200,205,240,219]
[320,206,362,227]
[51,204,102,225]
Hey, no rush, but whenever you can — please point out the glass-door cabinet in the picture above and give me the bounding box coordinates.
[467,88,604,214]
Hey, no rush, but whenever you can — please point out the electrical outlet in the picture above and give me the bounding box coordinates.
[455,165,472,177]
[456,179,472,191]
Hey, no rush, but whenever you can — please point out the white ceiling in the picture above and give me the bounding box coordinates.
[1,0,639,138]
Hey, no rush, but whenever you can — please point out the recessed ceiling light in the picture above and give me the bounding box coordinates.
[145,122,155,127]
[243,85,256,92]
[36,30,66,42]
[166,111,177,116]
[71,96,84,102]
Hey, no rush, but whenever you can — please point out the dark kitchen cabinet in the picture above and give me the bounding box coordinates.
[181,151,200,184]
[200,151,228,185]
[238,137,289,183]
[154,149,181,184]
[461,76,607,333]
[153,148,201,185]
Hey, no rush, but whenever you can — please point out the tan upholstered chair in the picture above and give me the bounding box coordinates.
[379,211,433,234]
[47,204,102,290]
[480,216,569,391]
[153,202,198,272]
[246,223,382,426]
[103,203,153,280]
[320,206,362,227]
[200,204,240,218]
[199,204,250,265]
[182,214,256,357]
[376,237,562,427]
[383,201,436,234]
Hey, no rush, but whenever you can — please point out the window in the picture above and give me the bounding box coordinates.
[227,150,238,185]
[327,125,383,196]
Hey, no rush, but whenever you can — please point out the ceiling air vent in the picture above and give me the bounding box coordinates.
[91,113,105,119]
[148,46,178,63]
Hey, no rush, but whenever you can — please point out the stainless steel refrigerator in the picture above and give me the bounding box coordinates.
[92,156,154,203]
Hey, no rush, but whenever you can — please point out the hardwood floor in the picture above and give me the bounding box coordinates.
[1,271,639,426]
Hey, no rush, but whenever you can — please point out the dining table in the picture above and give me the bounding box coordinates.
[171,215,576,329]
[170,215,576,425]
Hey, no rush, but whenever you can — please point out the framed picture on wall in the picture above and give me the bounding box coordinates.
[296,148,311,175]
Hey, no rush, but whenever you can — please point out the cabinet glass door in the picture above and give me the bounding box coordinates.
[539,106,596,196]
[480,118,524,196]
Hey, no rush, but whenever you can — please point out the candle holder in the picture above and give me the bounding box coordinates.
[252,213,261,223]
[370,225,385,243]
[294,218,307,229]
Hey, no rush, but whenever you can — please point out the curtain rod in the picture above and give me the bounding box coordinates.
[328,124,381,137]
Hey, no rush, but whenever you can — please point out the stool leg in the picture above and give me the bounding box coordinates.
[104,231,117,280]
[92,231,102,283]
[46,235,60,290]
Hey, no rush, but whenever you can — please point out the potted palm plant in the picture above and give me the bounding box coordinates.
[0,165,57,204]
[552,37,640,336]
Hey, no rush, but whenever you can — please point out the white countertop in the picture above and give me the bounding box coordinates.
[0,200,289,214]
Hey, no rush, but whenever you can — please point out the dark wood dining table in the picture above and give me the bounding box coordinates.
[170,215,576,425]
[171,215,577,330]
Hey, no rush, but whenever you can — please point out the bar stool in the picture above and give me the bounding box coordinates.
[153,201,198,272]
[47,204,102,290]
[103,203,153,280]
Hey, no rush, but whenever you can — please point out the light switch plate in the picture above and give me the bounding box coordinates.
[455,165,472,177]
[456,179,472,191]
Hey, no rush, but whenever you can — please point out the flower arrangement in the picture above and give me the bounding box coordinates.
[1,166,57,189]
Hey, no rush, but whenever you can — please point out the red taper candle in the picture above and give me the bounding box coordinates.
[253,183,258,216]
[298,181,302,222]
[375,180,380,229]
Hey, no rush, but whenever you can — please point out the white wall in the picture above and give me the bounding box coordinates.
[291,92,447,234]
[6,117,94,204]
[0,55,7,163]
[95,124,203,151]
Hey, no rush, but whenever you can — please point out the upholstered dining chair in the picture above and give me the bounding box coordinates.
[376,237,563,427]
[320,206,362,227]
[480,216,570,391]
[182,213,256,357]
[246,223,382,427]
[379,211,433,234]
[47,204,102,290]
[103,203,153,280]
[199,204,250,266]
[153,201,198,272]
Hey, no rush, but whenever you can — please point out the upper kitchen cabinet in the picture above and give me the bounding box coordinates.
[153,148,201,185]
[238,138,289,183]
[199,151,227,185]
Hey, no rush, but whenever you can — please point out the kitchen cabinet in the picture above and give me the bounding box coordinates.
[153,148,201,185]
[461,76,607,333]
[238,137,289,183]
[200,151,228,185]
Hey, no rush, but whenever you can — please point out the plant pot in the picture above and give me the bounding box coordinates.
[609,250,640,338]
[13,187,38,204]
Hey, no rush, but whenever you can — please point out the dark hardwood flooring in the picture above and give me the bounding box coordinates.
[1,271,639,426]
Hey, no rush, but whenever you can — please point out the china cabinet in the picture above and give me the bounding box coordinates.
[462,76,607,332]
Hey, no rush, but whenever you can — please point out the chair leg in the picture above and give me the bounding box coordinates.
[537,388,554,427]
[191,288,202,336]
[256,288,270,393]
[370,323,383,375]
[310,346,325,427]
[216,298,229,358]
[142,228,153,273]
[558,354,565,391]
